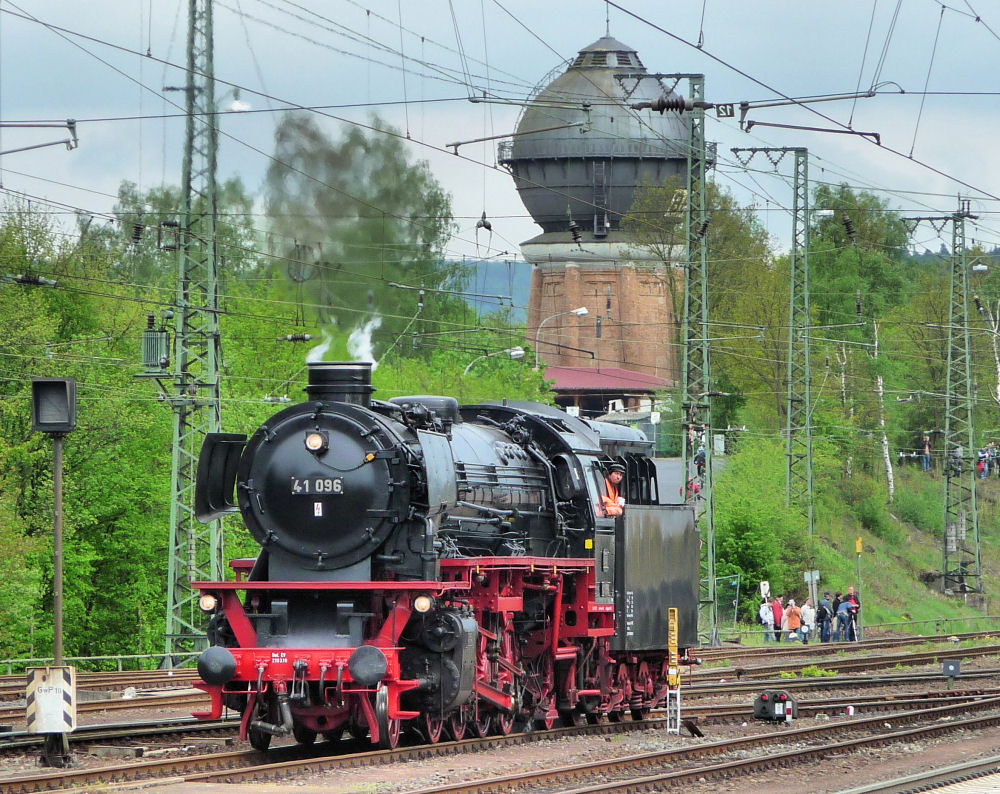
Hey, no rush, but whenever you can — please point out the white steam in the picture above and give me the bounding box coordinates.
[306,332,333,363]
[348,316,382,370]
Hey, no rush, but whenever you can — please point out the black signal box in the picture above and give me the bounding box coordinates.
[31,378,77,434]
[753,689,798,721]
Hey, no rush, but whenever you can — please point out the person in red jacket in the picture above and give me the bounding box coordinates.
[602,463,626,517]
[771,595,784,643]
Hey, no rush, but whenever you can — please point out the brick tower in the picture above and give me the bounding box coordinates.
[500,36,689,380]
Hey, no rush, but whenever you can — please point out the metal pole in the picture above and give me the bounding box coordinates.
[53,434,64,666]
[856,551,862,640]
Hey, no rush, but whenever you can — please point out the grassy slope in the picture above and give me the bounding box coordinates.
[811,465,997,633]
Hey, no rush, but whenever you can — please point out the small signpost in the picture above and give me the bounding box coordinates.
[30,377,77,767]
[803,569,820,611]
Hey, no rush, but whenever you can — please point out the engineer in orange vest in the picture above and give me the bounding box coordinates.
[602,463,626,517]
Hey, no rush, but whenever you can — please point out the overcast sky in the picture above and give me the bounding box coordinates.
[2,1,998,263]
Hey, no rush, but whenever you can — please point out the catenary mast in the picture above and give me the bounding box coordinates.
[163,0,224,660]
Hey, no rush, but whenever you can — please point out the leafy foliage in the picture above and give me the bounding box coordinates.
[264,113,462,349]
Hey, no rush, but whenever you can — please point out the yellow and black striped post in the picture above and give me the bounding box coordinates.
[26,666,75,767]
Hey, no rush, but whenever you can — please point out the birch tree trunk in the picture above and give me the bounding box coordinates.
[837,344,853,478]
[874,323,895,501]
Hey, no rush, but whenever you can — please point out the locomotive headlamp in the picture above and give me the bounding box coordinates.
[198,593,218,612]
[304,431,329,453]
[413,594,433,613]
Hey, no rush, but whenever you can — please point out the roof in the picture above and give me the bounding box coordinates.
[578,36,635,54]
[544,366,673,392]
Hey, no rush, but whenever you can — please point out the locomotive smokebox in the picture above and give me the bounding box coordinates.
[306,362,375,407]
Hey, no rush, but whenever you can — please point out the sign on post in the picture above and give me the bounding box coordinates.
[26,667,76,734]
[803,570,820,608]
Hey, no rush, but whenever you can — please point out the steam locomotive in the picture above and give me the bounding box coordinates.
[191,362,699,750]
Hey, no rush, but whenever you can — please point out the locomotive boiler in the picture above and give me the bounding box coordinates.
[191,361,699,749]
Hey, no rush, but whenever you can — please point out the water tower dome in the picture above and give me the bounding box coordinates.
[500,36,688,239]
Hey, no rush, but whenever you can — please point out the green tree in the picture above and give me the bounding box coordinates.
[264,114,461,349]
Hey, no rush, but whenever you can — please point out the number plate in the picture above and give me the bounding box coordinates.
[291,476,344,495]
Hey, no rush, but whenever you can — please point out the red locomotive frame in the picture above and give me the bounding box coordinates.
[193,554,680,747]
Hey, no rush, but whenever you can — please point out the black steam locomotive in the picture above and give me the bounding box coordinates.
[192,362,699,749]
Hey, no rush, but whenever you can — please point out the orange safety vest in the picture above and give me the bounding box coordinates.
[602,477,623,517]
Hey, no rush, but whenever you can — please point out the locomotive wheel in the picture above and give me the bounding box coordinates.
[424,714,444,744]
[448,713,467,741]
[292,723,317,745]
[379,718,401,749]
[471,705,492,738]
[608,710,624,723]
[586,712,606,725]
[494,710,515,735]
[375,687,402,750]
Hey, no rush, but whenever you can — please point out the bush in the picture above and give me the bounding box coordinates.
[893,487,940,533]
[853,496,902,543]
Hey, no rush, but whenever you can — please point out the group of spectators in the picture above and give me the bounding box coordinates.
[913,437,1000,480]
[758,587,861,643]
[975,442,1000,479]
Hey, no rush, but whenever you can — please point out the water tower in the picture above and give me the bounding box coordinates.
[500,36,689,383]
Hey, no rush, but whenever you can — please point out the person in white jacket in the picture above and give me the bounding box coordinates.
[759,600,774,643]
[800,598,816,644]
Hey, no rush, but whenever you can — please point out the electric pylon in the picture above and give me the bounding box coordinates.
[942,201,981,595]
[164,0,224,660]
[902,201,982,597]
[731,148,814,538]
[678,75,718,645]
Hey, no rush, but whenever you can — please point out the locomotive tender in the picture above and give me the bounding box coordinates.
[192,361,699,749]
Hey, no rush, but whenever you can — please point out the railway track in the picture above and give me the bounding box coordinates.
[0,690,208,724]
[0,670,198,703]
[695,630,999,664]
[400,699,1000,794]
[0,639,995,791]
[0,717,235,751]
[687,642,1000,681]
[3,692,999,792]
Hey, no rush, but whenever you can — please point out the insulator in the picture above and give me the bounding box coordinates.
[418,289,425,311]
[842,213,856,243]
[596,317,602,339]
[856,292,863,317]
[131,222,143,244]
[569,220,582,243]
[649,95,693,114]
[696,218,711,240]
[974,294,984,315]
[476,211,492,231]
[606,285,612,318]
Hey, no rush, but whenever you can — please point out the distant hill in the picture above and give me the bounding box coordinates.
[456,260,531,324]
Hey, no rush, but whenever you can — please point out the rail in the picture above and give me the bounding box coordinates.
[0,651,197,675]
[2,615,997,672]
[715,614,1000,644]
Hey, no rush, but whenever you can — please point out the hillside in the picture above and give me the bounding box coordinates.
[714,441,998,635]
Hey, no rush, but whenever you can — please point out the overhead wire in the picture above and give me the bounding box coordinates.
[909,3,946,158]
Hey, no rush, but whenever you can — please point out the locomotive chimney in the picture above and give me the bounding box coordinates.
[305,362,375,407]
